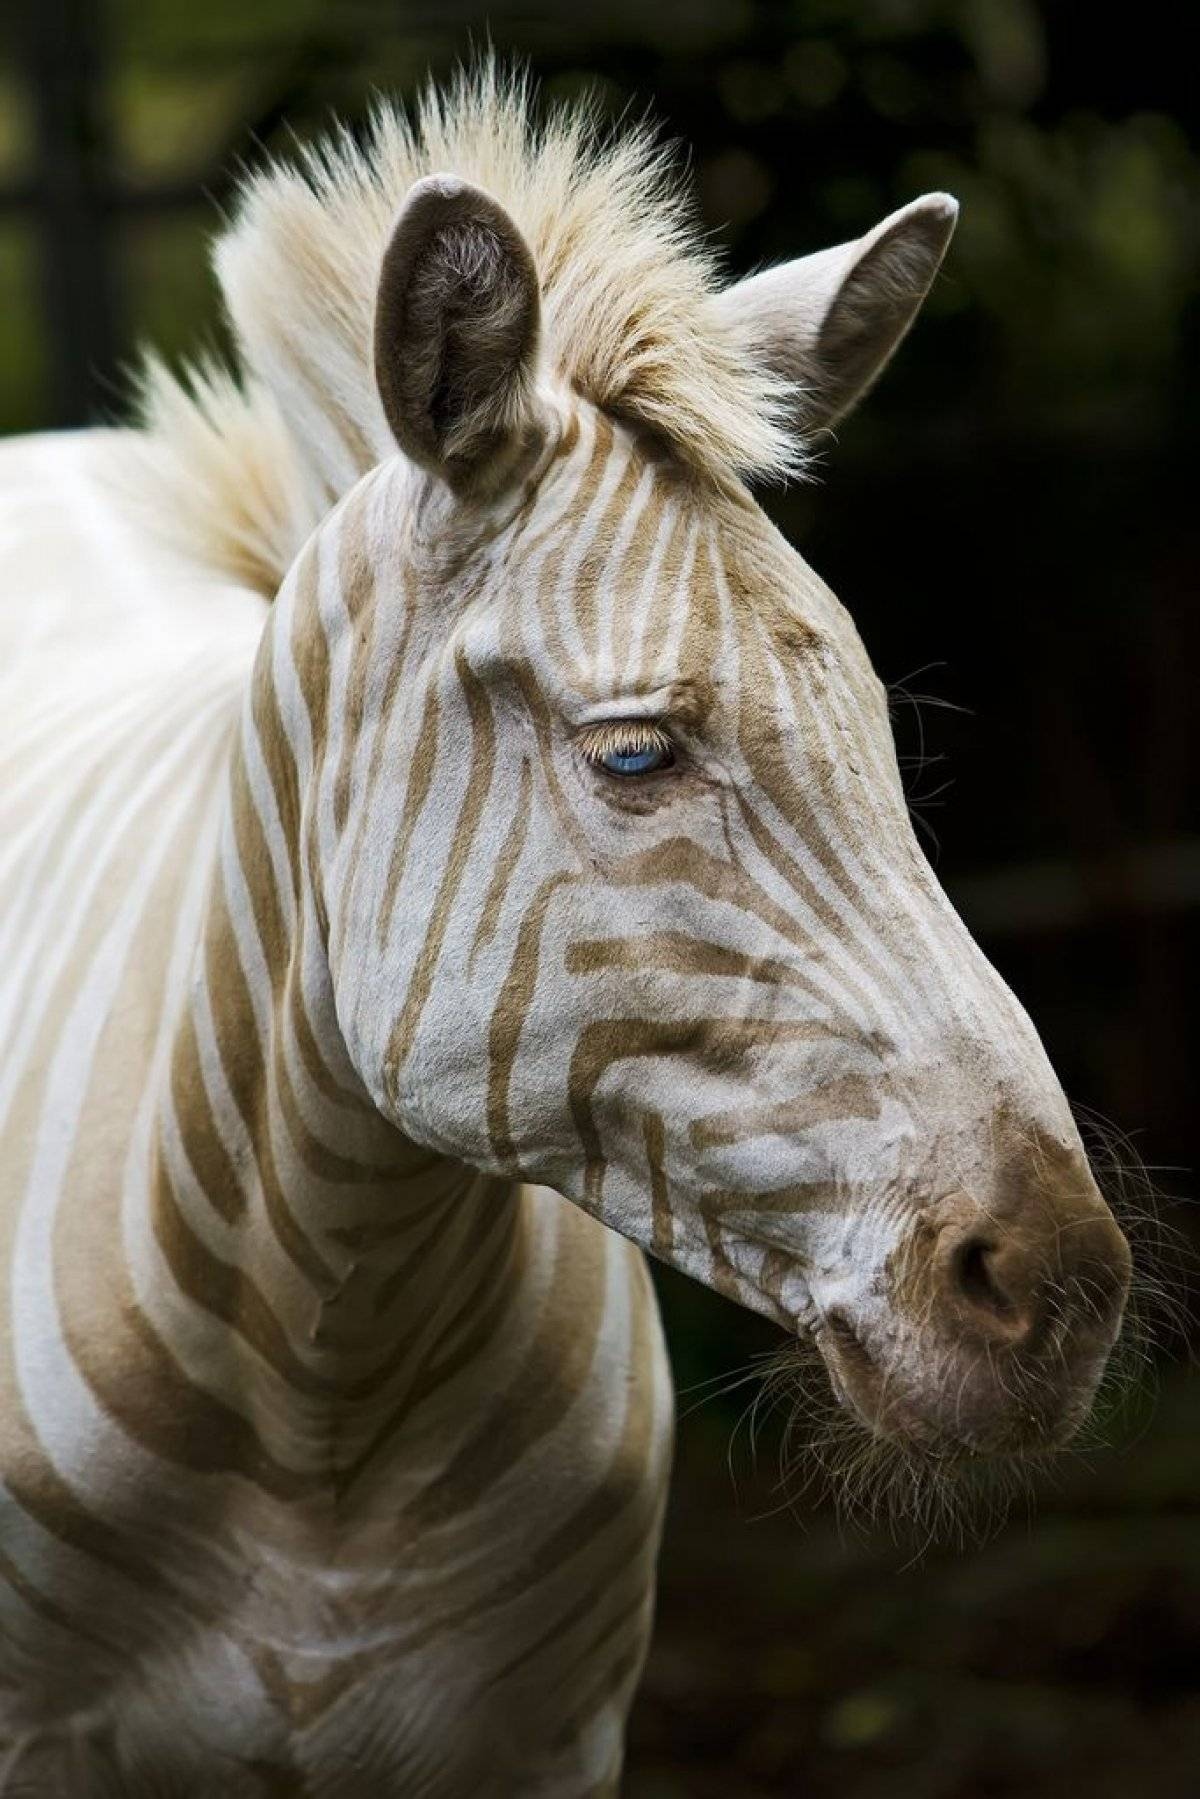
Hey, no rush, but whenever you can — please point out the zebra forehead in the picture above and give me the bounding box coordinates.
[474,423,829,627]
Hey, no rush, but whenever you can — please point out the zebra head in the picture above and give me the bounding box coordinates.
[301,175,1129,1467]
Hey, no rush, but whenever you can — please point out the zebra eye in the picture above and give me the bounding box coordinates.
[580,721,676,778]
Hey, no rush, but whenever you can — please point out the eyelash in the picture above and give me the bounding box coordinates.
[578,720,677,778]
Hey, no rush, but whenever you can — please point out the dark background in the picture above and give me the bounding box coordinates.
[2,2,1196,1793]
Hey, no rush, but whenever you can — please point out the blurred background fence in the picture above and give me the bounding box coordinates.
[1,3,1197,1794]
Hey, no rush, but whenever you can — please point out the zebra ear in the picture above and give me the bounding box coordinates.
[373,175,545,488]
[713,193,959,435]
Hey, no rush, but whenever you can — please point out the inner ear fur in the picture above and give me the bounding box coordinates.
[373,174,545,488]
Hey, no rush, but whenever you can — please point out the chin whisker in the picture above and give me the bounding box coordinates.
[721,1328,1100,1553]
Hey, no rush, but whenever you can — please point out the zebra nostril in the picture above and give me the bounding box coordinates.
[952,1236,1012,1315]
[943,1230,1036,1340]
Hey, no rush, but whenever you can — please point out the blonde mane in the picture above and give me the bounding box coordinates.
[124,61,801,595]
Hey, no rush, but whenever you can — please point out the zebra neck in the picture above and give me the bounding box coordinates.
[142,746,524,1486]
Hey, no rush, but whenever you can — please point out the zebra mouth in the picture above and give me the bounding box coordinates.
[812,1310,941,1446]
[812,1305,1097,1460]
[812,1311,885,1420]
[813,1312,1000,1457]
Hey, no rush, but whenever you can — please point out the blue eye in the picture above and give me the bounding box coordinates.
[581,722,676,778]
[602,744,671,776]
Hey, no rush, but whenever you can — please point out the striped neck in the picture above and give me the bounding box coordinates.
[143,596,524,1503]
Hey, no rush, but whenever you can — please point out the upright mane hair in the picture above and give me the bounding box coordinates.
[124,61,801,596]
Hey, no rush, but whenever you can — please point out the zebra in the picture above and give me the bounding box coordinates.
[0,63,1129,1797]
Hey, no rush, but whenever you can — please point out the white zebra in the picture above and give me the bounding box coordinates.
[0,64,1128,1796]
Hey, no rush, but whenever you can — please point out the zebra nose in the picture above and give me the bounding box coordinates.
[929,1187,1131,1352]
